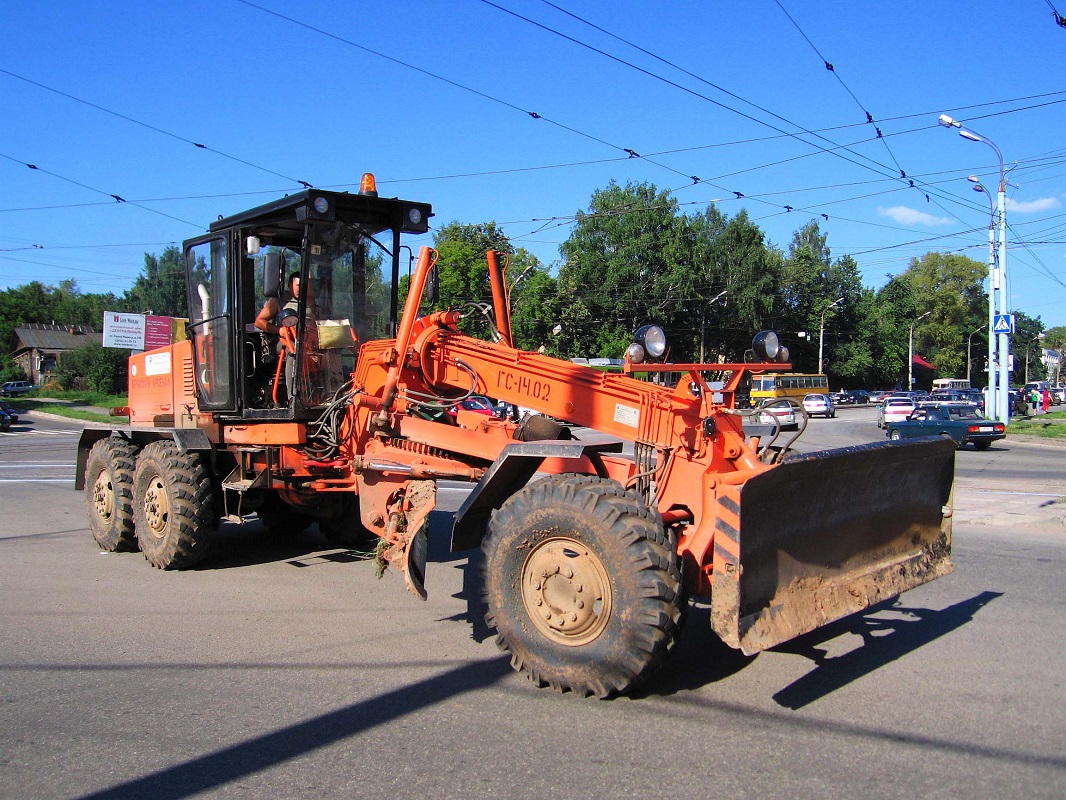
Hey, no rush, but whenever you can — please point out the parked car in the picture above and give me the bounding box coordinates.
[878,397,917,429]
[801,393,835,418]
[0,381,32,397]
[832,389,870,406]
[447,395,498,418]
[755,398,801,431]
[0,401,19,423]
[1054,386,1066,404]
[0,410,10,432]
[868,390,893,404]
[886,404,1006,450]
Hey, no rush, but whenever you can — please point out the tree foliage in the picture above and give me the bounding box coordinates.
[122,246,188,317]
[56,340,130,394]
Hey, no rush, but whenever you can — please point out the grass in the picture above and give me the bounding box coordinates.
[1007,409,1066,440]
[7,390,127,424]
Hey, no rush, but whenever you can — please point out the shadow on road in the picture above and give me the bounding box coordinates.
[770,590,1003,709]
[75,658,512,800]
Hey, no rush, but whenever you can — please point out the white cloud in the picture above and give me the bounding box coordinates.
[877,206,953,226]
[1007,196,1061,214]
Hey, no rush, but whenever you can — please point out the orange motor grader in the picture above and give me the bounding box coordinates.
[76,179,956,697]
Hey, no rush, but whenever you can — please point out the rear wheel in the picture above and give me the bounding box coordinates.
[85,438,139,552]
[133,440,214,569]
[481,474,682,698]
[889,429,902,441]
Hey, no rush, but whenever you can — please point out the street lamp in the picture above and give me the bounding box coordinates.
[969,177,998,419]
[939,113,1010,423]
[698,289,728,362]
[818,296,844,375]
[1023,333,1046,384]
[967,323,987,387]
[909,311,932,390]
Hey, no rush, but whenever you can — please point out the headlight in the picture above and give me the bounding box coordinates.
[633,325,667,360]
[752,330,780,361]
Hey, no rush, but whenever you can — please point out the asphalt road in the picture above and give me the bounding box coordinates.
[1,411,1063,799]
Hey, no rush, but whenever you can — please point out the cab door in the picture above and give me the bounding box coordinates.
[184,234,237,412]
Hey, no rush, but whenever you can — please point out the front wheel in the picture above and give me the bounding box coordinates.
[889,429,902,441]
[481,474,682,698]
[133,440,214,569]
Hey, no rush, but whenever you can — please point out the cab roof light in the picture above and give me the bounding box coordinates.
[360,173,378,197]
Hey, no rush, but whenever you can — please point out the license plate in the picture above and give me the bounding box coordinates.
[978,426,993,432]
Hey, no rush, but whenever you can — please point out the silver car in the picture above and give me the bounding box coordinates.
[802,393,835,419]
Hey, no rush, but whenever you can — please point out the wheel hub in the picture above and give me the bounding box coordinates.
[521,536,612,646]
[142,476,170,538]
[91,473,114,521]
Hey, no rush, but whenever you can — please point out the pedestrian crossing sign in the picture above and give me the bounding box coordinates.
[993,314,1014,334]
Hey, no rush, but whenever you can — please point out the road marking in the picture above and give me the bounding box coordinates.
[0,464,73,469]
[0,478,73,483]
[0,429,80,436]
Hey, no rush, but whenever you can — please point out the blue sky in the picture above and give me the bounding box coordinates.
[2,1,1065,331]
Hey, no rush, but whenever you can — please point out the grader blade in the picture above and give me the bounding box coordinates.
[710,437,956,656]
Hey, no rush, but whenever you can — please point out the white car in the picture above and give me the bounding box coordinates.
[802,393,835,418]
[878,397,917,429]
[756,399,801,431]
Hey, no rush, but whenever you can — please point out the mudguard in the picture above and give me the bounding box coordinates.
[710,437,956,655]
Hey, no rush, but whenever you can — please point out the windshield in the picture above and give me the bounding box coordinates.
[250,222,395,408]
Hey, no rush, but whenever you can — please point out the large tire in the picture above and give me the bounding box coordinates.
[481,474,682,698]
[85,437,139,552]
[133,440,214,569]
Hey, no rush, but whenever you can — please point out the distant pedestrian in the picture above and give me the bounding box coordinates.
[1042,389,1051,415]
[1030,388,1040,415]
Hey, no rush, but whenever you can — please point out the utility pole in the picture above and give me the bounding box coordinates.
[818,297,844,375]
[909,311,931,390]
[940,114,1010,423]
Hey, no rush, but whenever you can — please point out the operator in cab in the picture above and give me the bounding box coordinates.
[255,271,302,340]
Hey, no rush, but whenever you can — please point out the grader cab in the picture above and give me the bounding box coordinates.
[78,178,955,697]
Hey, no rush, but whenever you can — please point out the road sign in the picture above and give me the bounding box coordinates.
[993,314,1015,335]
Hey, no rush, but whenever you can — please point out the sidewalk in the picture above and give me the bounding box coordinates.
[953,485,1066,534]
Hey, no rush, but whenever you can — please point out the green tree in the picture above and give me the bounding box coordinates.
[123,246,188,317]
[429,221,542,340]
[868,274,919,389]
[1044,325,1066,384]
[682,208,782,361]
[558,181,686,359]
[1010,310,1046,383]
[778,221,865,382]
[903,252,987,379]
[510,266,560,354]
[56,340,129,394]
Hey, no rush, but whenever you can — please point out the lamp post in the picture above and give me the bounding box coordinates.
[818,296,844,375]
[968,177,998,420]
[1023,333,1046,384]
[939,114,1009,423]
[909,311,931,390]
[967,323,987,387]
[698,289,728,362]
